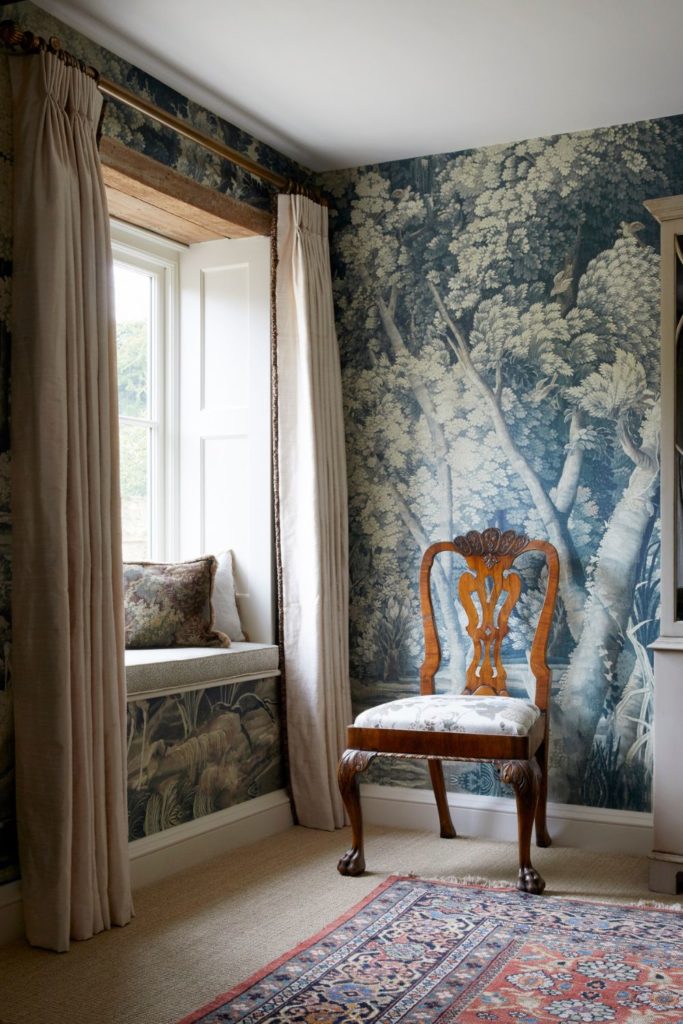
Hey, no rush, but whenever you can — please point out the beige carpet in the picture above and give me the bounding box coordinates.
[0,824,680,1024]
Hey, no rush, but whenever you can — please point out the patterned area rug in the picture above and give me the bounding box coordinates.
[179,876,683,1023]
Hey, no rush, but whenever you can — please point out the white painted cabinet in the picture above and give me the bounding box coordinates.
[645,195,683,893]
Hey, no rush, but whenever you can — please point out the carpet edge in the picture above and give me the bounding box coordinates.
[175,874,401,1024]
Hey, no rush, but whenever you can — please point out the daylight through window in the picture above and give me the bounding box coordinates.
[112,224,179,561]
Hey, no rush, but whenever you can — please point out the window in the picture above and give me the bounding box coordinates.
[112,223,273,641]
[111,223,180,561]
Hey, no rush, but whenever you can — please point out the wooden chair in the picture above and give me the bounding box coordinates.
[337,527,560,894]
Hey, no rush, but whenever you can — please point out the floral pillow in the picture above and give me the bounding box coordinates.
[123,557,230,649]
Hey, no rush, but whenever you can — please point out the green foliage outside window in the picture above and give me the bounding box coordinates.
[117,319,148,501]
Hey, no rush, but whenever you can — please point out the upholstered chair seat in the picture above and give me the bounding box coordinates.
[354,694,541,737]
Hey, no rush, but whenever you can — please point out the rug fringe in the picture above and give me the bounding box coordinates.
[399,875,683,909]
[401,872,513,888]
[634,898,683,911]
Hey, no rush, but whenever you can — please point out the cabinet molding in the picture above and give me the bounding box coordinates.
[645,194,683,894]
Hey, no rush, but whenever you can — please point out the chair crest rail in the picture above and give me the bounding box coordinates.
[419,528,559,705]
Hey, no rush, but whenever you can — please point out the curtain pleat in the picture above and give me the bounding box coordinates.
[275,194,352,830]
[9,52,132,951]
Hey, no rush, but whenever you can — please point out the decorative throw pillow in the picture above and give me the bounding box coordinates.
[123,557,230,649]
[213,549,246,641]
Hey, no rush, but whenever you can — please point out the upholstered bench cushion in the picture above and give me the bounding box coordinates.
[353,694,540,737]
[125,642,279,696]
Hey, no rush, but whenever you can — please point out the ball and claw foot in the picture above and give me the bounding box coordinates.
[337,847,366,876]
[517,866,545,894]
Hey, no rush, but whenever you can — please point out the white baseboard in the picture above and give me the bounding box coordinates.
[129,789,293,889]
[360,783,653,856]
[0,789,293,946]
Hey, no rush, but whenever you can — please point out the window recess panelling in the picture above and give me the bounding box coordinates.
[100,137,272,245]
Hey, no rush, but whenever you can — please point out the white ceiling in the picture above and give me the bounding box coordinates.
[36,0,683,172]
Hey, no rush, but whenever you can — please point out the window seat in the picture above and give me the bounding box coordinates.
[125,642,280,698]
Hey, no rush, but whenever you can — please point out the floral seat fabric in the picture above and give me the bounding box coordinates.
[354,694,540,737]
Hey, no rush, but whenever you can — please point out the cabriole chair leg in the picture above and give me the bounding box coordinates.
[500,758,546,895]
[337,749,375,876]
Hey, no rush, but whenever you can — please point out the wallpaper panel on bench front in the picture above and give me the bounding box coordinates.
[127,676,283,840]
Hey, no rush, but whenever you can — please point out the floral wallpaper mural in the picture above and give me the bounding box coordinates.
[323,116,683,813]
[0,1,303,883]
[127,678,283,840]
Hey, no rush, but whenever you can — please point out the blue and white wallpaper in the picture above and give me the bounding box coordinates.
[322,118,683,812]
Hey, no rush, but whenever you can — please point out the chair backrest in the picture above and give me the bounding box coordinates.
[419,528,559,709]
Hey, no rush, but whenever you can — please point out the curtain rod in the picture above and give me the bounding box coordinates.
[0,19,289,191]
[99,78,288,190]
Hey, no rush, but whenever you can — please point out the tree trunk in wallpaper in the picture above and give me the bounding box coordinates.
[373,286,466,683]
[429,281,587,640]
[556,445,659,804]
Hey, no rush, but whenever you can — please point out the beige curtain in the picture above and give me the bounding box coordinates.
[9,52,132,951]
[275,194,352,829]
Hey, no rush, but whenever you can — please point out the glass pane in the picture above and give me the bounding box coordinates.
[114,264,152,418]
[120,421,150,561]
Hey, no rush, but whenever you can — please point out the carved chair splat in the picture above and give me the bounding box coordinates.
[337,527,560,894]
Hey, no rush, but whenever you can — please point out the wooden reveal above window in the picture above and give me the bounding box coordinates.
[99,137,272,244]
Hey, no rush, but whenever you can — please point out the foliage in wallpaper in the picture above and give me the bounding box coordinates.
[324,116,683,812]
[0,2,302,883]
[127,678,283,840]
